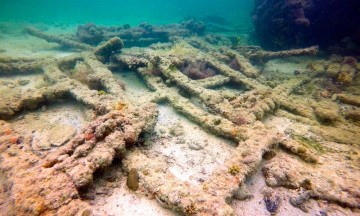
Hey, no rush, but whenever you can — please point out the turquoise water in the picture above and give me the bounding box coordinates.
[0,0,253,27]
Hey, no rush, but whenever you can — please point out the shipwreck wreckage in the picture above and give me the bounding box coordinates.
[0,24,359,215]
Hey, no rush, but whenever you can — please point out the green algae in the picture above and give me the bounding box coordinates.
[97,90,107,95]
[291,134,325,153]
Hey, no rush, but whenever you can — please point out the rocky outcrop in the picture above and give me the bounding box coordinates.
[252,0,360,54]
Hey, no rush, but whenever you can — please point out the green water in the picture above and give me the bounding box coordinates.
[0,0,253,27]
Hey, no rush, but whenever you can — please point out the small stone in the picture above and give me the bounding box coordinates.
[290,190,311,210]
[319,210,328,216]
[284,128,294,135]
[233,184,253,200]
[18,79,30,86]
[320,90,331,98]
[242,156,256,164]
[300,179,312,190]
[159,128,166,134]
[169,123,184,136]
[142,169,150,175]
[127,168,139,191]
[294,70,301,75]
[262,150,276,160]
[165,79,172,86]
[96,189,108,195]
[7,83,16,88]
[331,94,337,101]
[144,139,153,146]
[81,209,92,216]
[188,142,203,150]
[175,138,185,144]
[263,191,280,214]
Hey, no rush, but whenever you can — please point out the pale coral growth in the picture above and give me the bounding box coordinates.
[309,55,359,86]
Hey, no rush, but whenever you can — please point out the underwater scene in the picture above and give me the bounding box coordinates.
[0,0,360,215]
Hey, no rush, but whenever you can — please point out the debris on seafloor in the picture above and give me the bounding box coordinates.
[263,189,281,215]
[127,168,140,191]
[0,25,359,216]
[0,36,158,215]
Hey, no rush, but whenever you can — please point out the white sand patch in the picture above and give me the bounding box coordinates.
[263,57,315,74]
[0,74,47,93]
[144,105,236,186]
[10,101,90,151]
[94,179,178,216]
[263,115,293,133]
[113,71,153,103]
[115,70,237,185]
[0,22,77,57]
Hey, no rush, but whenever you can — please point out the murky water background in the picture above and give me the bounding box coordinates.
[0,0,253,27]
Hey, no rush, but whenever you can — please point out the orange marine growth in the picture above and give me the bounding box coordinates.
[9,136,18,144]
[4,128,12,135]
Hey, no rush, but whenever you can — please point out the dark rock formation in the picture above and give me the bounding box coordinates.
[76,20,206,47]
[252,0,360,54]
[263,191,281,214]
[126,168,139,191]
[181,18,206,35]
[76,23,105,45]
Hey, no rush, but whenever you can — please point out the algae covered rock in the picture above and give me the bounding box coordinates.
[263,189,281,214]
[325,56,359,85]
[337,64,356,85]
[94,37,124,62]
[344,110,360,123]
[233,184,253,200]
[181,18,206,35]
[252,0,360,52]
[76,23,105,45]
[326,63,341,78]
[314,107,340,124]
[127,168,139,191]
[81,209,93,216]
[337,94,360,106]
[306,62,325,74]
